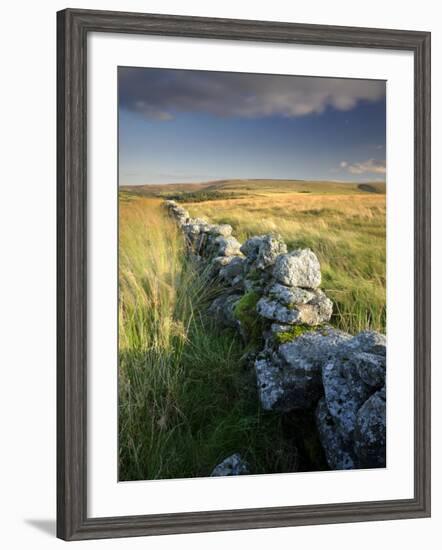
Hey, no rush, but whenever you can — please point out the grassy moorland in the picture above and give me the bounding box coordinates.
[176,179,386,334]
[118,195,304,481]
[118,180,386,480]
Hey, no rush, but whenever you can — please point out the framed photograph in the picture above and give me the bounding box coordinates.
[57,8,431,541]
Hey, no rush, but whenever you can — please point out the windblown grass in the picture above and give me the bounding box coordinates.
[119,184,385,480]
[118,196,304,480]
[187,192,386,334]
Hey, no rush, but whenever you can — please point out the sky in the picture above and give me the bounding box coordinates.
[118,67,386,185]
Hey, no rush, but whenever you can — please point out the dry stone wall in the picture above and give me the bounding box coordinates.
[165,200,386,472]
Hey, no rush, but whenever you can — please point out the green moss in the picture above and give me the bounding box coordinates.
[233,291,263,345]
[275,324,321,344]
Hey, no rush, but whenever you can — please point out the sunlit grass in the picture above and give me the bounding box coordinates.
[187,192,386,334]
[118,188,385,480]
[118,196,305,480]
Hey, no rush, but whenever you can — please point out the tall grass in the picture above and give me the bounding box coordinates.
[187,193,386,334]
[118,196,306,480]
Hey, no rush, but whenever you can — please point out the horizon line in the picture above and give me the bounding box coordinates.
[119,177,386,187]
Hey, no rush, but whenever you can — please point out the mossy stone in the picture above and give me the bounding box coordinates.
[274,324,322,344]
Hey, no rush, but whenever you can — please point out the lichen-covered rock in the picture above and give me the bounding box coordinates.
[209,224,233,237]
[268,284,315,306]
[241,234,287,271]
[181,221,214,255]
[316,398,356,470]
[273,249,321,288]
[213,236,243,257]
[321,331,386,443]
[209,255,235,277]
[256,290,332,326]
[315,331,387,470]
[182,222,203,239]
[255,357,285,411]
[167,203,190,225]
[208,293,242,328]
[303,289,333,319]
[352,351,386,389]
[255,328,351,411]
[353,387,386,468]
[219,256,246,287]
[210,453,249,476]
[170,205,189,217]
[243,269,273,293]
[345,331,386,356]
[256,296,302,324]
[322,358,372,443]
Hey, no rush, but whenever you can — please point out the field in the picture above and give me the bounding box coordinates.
[118,179,386,481]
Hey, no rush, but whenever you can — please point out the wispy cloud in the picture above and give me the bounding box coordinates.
[119,68,386,121]
[340,159,386,175]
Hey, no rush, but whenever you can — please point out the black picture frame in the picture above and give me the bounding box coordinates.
[57,8,431,541]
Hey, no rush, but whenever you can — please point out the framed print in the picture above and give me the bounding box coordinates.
[57,8,431,541]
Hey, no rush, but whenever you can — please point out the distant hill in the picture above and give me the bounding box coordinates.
[120,179,386,200]
[357,183,386,194]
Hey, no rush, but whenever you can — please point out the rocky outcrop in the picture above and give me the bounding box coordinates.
[315,332,386,469]
[273,249,322,288]
[256,327,351,411]
[164,199,387,472]
[353,386,386,468]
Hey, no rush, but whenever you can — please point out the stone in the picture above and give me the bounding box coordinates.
[241,234,287,270]
[209,224,233,237]
[255,356,285,411]
[219,256,246,287]
[240,236,263,259]
[255,328,351,411]
[170,205,189,217]
[208,256,235,278]
[270,323,295,334]
[181,219,214,254]
[322,356,372,443]
[208,293,242,328]
[210,453,249,476]
[182,222,202,238]
[170,206,190,225]
[256,290,332,326]
[346,331,386,356]
[352,351,386,389]
[190,217,210,226]
[353,387,386,468]
[213,236,242,257]
[268,283,315,306]
[316,398,356,470]
[273,249,322,288]
[256,296,302,325]
[243,269,273,293]
[296,290,333,325]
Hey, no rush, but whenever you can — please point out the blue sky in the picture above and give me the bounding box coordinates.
[118,67,386,185]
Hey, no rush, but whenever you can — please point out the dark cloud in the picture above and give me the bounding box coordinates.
[119,67,385,121]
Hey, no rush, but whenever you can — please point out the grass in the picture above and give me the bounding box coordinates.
[119,196,302,481]
[185,190,386,334]
[119,181,385,480]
